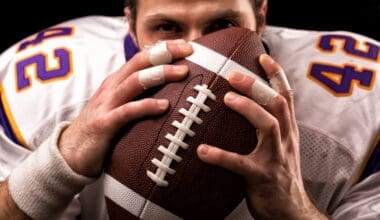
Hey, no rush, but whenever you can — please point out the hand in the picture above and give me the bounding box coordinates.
[58,40,193,177]
[197,54,328,219]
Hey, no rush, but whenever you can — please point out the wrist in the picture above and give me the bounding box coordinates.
[280,195,330,220]
[8,122,95,219]
[58,122,105,177]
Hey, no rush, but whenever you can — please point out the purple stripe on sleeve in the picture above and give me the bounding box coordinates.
[124,34,139,61]
[0,98,20,145]
[360,139,380,181]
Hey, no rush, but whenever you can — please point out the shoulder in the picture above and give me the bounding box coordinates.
[262,26,380,197]
[262,25,380,100]
[263,25,380,57]
[2,15,128,54]
[0,15,129,148]
[0,15,129,96]
[263,25,380,41]
[0,15,129,84]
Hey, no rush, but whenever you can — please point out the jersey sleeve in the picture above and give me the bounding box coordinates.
[0,15,128,180]
[332,173,380,219]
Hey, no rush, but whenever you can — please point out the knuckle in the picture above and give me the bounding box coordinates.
[132,50,147,64]
[273,95,288,107]
[268,95,288,114]
[263,119,280,135]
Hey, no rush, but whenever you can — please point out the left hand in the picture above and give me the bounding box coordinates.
[197,54,328,219]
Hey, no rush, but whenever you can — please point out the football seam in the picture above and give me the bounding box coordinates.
[146,84,217,187]
[145,30,252,188]
[207,30,251,89]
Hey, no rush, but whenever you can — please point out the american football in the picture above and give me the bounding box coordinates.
[104,27,268,219]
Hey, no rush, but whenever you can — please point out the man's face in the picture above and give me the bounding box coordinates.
[127,0,257,48]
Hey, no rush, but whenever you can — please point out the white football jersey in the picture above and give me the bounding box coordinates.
[0,15,379,219]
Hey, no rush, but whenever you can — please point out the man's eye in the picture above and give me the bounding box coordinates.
[205,20,236,34]
[156,23,180,32]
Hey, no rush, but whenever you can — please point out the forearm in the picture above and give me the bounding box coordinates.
[303,195,331,220]
[290,197,330,220]
[0,181,30,220]
[246,182,330,220]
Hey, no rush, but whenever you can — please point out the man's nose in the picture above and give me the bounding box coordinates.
[184,30,203,42]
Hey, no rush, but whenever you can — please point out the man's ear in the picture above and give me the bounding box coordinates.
[261,0,268,16]
[256,0,268,36]
[124,7,138,45]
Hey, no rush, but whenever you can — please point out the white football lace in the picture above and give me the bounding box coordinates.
[147,84,216,187]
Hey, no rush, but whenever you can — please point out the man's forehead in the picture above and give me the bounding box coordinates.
[138,0,253,12]
[145,9,244,21]
[139,0,254,19]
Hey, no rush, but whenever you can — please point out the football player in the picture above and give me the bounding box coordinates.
[0,0,379,219]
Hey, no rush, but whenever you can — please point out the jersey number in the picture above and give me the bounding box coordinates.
[309,34,378,96]
[15,27,74,91]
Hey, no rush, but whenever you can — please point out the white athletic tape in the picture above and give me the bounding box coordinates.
[149,41,173,65]
[250,79,279,105]
[269,70,291,93]
[138,65,166,89]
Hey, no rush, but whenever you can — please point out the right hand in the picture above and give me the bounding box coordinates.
[58,39,193,177]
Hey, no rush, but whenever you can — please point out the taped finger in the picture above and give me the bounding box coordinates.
[138,65,166,89]
[250,79,279,106]
[148,41,173,65]
[269,70,291,93]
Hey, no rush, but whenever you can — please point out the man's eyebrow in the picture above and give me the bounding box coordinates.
[145,9,243,22]
[208,9,244,20]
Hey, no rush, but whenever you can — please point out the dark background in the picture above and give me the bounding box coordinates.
[1,0,379,52]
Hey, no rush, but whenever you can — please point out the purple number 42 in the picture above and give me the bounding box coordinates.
[15,27,73,91]
[308,34,378,96]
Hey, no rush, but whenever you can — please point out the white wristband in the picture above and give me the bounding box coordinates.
[8,122,95,219]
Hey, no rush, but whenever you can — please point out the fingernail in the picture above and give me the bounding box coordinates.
[172,39,186,44]
[225,92,238,102]
[228,72,246,83]
[178,43,193,52]
[198,144,209,155]
[260,54,274,65]
[157,99,169,110]
[172,65,188,74]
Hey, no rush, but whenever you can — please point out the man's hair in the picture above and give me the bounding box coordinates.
[125,0,266,33]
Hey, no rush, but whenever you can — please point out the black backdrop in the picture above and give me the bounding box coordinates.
[1,0,379,52]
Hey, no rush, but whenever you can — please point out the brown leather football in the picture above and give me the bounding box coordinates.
[104,27,267,219]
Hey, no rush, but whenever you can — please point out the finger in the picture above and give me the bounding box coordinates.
[228,71,278,106]
[224,92,281,150]
[197,144,257,176]
[228,71,293,138]
[118,64,189,102]
[121,39,193,77]
[107,98,170,126]
[269,70,292,94]
[259,54,293,102]
[259,54,297,129]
